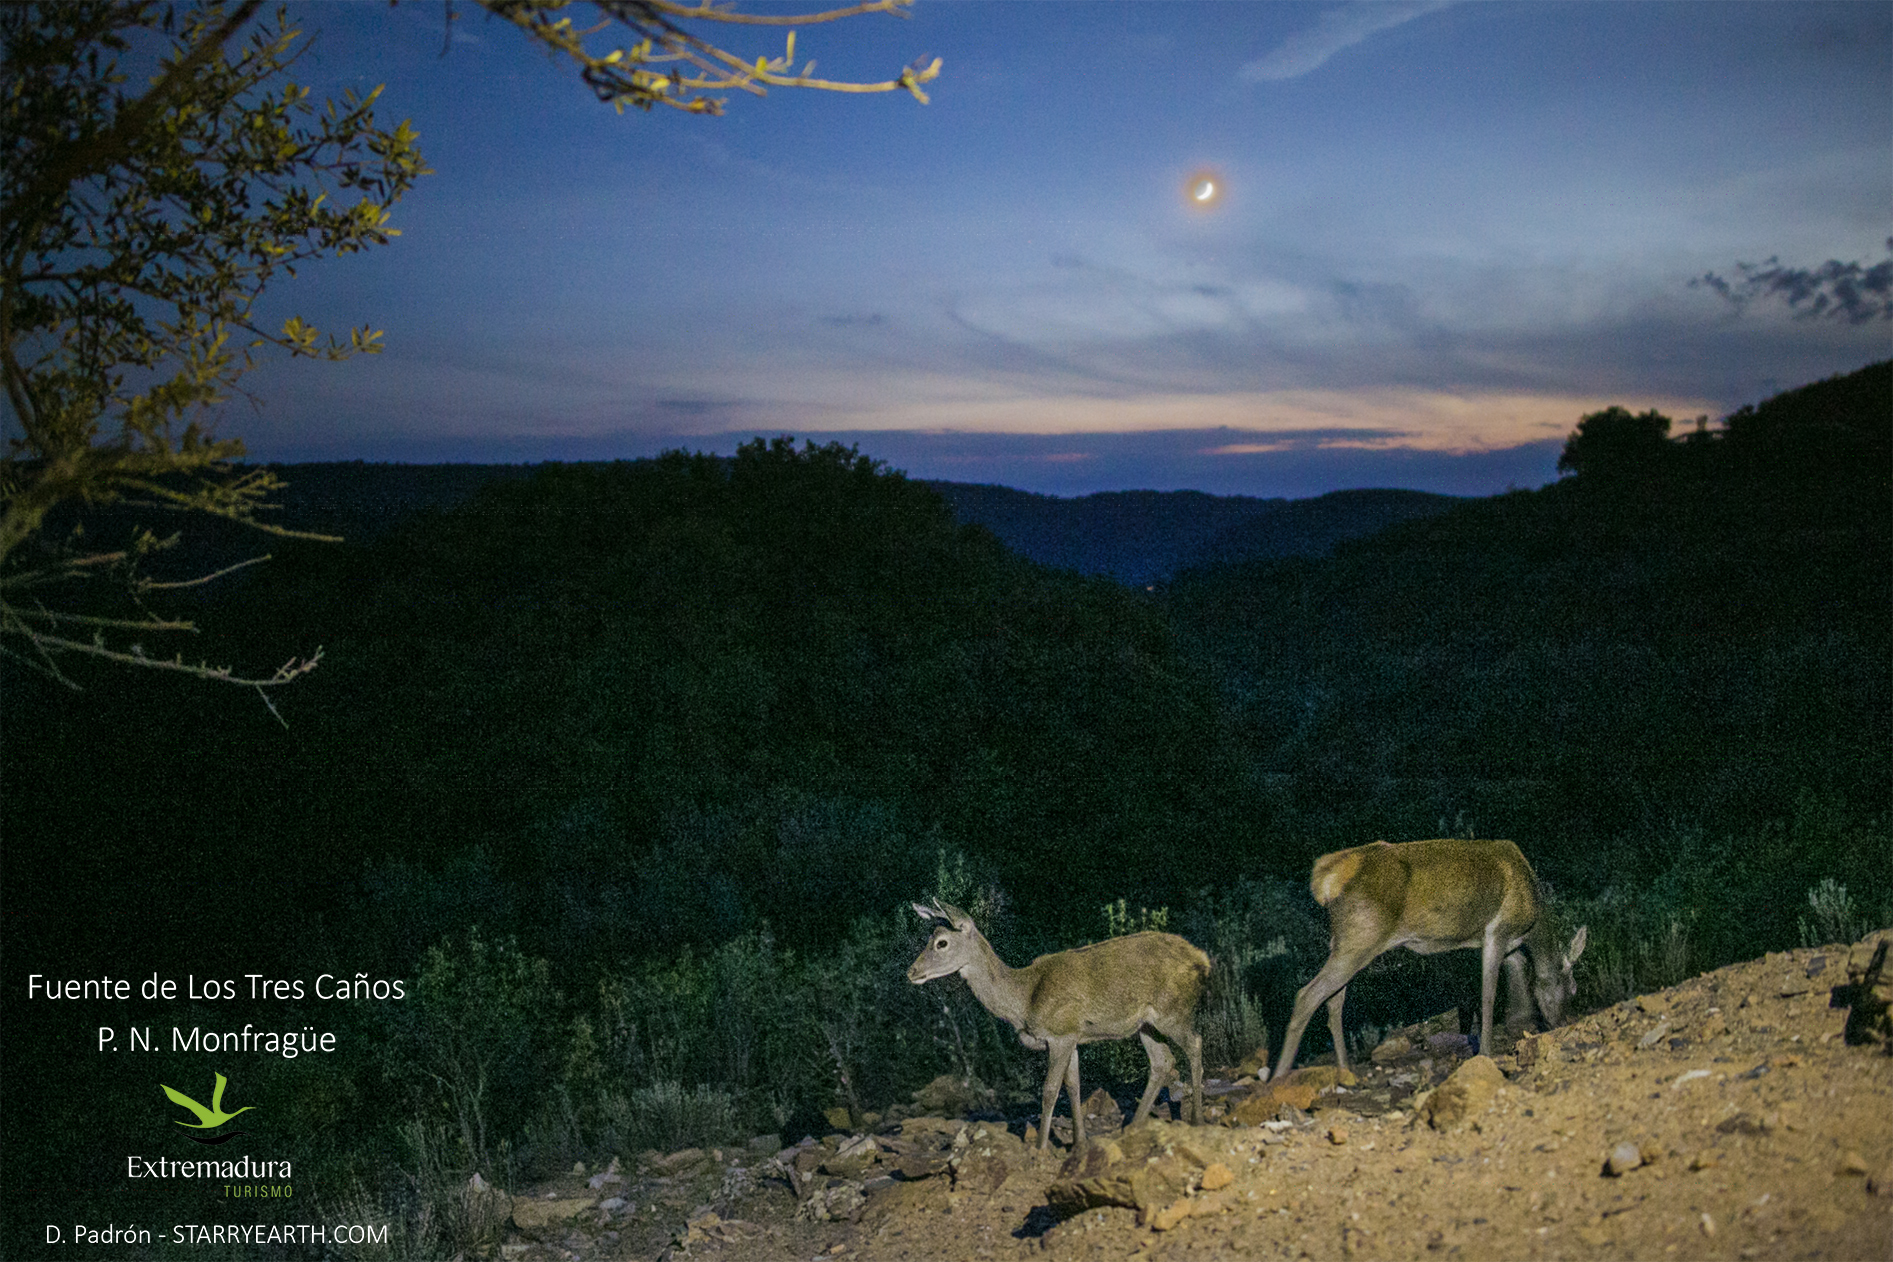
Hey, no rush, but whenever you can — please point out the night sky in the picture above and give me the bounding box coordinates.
[235,1,1890,497]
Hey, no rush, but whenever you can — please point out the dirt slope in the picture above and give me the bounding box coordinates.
[499,935,1893,1261]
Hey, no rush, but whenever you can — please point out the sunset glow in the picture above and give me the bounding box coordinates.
[238,1,1889,499]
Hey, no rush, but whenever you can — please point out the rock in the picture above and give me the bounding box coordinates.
[1514,1031,1555,1069]
[1371,1035,1414,1063]
[510,1195,597,1236]
[1046,1132,1189,1218]
[1148,1197,1194,1230]
[1327,1125,1349,1145]
[948,1123,1027,1195]
[1838,1151,1870,1176]
[823,1105,853,1131]
[655,1147,707,1172]
[1425,1032,1472,1056]
[910,1073,997,1116]
[1420,1055,1504,1131]
[1079,1086,1125,1135]
[1200,1162,1234,1191]
[820,1134,880,1179]
[1390,1009,1462,1041]
[677,1210,756,1245]
[1604,1142,1644,1177]
[461,1171,511,1239]
[798,1181,866,1222]
[1833,937,1891,1050]
[1229,1079,1313,1125]
[747,1132,783,1156]
[598,1196,626,1212]
[1293,1065,1358,1091]
[1637,1019,1673,1049]
[1869,1167,1893,1198]
[900,1115,970,1139]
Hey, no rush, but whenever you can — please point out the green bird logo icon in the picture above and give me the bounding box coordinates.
[162,1072,254,1130]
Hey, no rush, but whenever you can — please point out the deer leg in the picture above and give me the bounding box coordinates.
[1065,1041,1085,1149]
[1275,950,1362,1080]
[1478,925,1504,1055]
[1130,1030,1175,1128]
[1326,983,1351,1073]
[1040,1038,1077,1152]
[1502,949,1532,1039]
[1184,1026,1204,1125]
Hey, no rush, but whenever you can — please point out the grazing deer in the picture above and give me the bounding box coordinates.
[907,899,1210,1152]
[1274,838,1587,1080]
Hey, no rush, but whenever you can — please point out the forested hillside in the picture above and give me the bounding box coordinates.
[1167,359,1891,973]
[2,366,1886,1258]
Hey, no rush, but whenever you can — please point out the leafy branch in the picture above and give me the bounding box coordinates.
[478,0,942,115]
[1,1,427,694]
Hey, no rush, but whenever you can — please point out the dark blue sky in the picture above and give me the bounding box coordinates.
[236,1,1890,497]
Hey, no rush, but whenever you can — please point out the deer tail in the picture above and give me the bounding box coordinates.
[1310,847,1368,906]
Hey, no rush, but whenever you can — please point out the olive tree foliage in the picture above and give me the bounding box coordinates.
[0,0,427,696]
[0,0,938,702]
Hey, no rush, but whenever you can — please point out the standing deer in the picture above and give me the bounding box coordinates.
[907,899,1209,1152]
[1274,838,1587,1080]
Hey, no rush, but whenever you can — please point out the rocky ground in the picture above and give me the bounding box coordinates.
[488,934,1893,1261]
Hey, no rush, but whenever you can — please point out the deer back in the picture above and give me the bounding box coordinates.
[1314,838,1542,949]
[1021,932,1211,1040]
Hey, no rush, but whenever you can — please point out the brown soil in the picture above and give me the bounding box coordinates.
[499,935,1893,1262]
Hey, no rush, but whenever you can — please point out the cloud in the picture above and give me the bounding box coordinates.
[1241,2,1456,83]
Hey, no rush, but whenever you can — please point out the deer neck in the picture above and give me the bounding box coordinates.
[1522,916,1562,977]
[956,935,1036,1030]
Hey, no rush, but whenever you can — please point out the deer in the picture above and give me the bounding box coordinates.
[907,899,1210,1152]
[1273,838,1588,1081]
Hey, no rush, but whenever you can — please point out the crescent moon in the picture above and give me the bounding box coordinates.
[1193,180,1215,202]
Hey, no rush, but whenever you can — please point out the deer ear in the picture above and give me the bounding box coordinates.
[935,900,974,930]
[1566,924,1588,965]
[912,901,941,922]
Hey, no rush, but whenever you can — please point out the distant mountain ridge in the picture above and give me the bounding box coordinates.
[924,483,1460,585]
[259,460,1461,586]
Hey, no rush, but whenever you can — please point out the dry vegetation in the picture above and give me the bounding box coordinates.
[477,933,1892,1262]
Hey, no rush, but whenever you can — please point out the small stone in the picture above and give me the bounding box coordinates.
[1699,1212,1715,1237]
[1327,1126,1349,1145]
[1370,1035,1414,1064]
[1200,1162,1234,1191]
[1148,1197,1194,1231]
[1637,1020,1673,1050]
[1604,1142,1644,1176]
[1869,1167,1893,1197]
[1839,1152,1869,1176]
